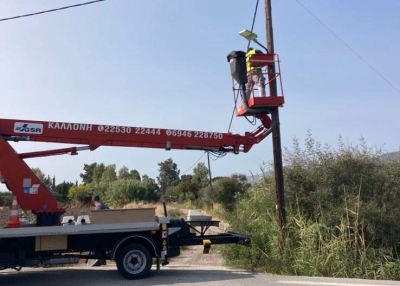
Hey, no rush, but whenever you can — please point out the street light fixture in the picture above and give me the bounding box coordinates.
[239,29,258,41]
[238,29,269,53]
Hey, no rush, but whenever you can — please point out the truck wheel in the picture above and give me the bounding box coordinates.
[116,244,152,280]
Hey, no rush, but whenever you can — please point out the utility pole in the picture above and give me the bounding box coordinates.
[265,0,286,230]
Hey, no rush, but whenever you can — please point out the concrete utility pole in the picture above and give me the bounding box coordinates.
[265,0,286,229]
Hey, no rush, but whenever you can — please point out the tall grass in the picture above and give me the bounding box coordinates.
[212,135,400,281]
[220,174,400,280]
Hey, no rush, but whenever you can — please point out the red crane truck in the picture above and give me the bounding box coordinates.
[0,52,284,280]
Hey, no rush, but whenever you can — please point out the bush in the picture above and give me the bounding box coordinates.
[221,134,400,279]
[0,192,12,207]
[221,176,400,279]
[220,176,289,272]
[283,134,400,249]
[68,185,90,205]
[199,175,249,212]
[104,179,145,207]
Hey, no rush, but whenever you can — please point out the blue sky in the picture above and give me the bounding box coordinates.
[0,0,399,187]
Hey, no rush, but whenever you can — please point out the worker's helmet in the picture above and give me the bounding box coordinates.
[92,194,100,202]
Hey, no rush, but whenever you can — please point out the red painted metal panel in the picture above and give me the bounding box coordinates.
[0,136,63,213]
[247,96,285,107]
[249,53,276,67]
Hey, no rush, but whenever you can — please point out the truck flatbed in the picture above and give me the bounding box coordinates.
[0,221,159,238]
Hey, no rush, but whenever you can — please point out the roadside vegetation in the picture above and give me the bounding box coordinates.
[2,132,400,280]
[220,133,400,280]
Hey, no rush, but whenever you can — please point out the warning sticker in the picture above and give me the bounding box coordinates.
[29,184,39,194]
[23,183,39,194]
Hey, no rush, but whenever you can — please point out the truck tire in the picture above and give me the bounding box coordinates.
[116,243,152,280]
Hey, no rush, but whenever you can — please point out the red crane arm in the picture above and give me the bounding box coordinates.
[0,117,273,216]
[0,118,272,154]
[0,138,63,214]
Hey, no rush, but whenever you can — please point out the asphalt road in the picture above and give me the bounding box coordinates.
[1,264,400,286]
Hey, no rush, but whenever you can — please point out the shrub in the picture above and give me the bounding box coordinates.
[68,185,90,205]
[199,175,249,212]
[221,134,400,279]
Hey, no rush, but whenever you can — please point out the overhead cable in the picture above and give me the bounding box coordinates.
[294,0,400,94]
[0,0,107,22]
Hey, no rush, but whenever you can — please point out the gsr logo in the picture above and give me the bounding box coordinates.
[14,122,43,134]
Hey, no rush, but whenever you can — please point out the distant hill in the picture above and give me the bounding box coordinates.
[246,171,273,184]
[379,151,400,162]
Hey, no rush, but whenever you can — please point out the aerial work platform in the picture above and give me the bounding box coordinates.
[229,53,285,117]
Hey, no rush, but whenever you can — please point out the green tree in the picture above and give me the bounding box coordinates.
[80,163,97,184]
[101,164,117,182]
[231,173,251,190]
[55,180,75,201]
[92,163,106,182]
[118,166,131,180]
[44,175,53,191]
[178,174,200,200]
[141,174,150,183]
[141,174,160,201]
[130,169,141,181]
[142,174,157,187]
[157,158,180,195]
[192,162,209,188]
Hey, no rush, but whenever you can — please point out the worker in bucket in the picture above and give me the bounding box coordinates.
[92,194,109,210]
[245,47,266,99]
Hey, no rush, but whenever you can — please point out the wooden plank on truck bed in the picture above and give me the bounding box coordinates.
[89,208,156,224]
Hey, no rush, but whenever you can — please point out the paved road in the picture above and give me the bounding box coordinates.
[1,264,400,286]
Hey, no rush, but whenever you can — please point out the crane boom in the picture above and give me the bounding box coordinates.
[0,116,273,225]
[0,118,272,153]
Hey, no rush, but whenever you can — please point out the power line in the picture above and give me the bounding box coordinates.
[227,90,240,132]
[228,0,260,133]
[0,0,107,22]
[180,151,206,175]
[247,0,260,50]
[294,0,400,95]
